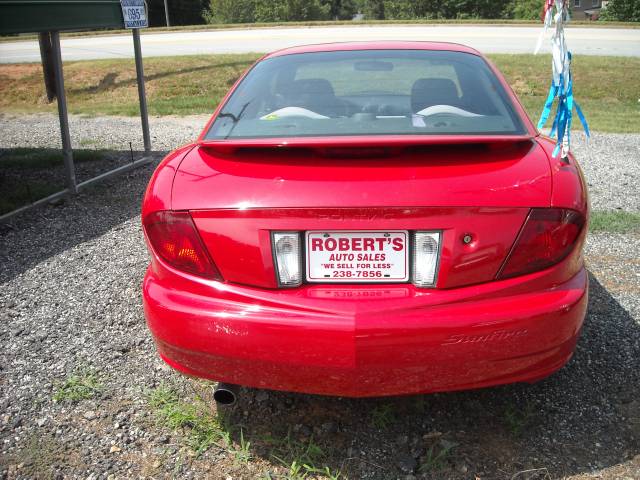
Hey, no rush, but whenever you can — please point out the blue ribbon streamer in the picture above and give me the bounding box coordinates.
[537,54,590,157]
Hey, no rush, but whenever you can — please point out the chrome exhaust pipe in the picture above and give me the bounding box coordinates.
[213,382,239,406]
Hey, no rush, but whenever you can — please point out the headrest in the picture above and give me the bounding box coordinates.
[289,79,335,97]
[411,78,459,113]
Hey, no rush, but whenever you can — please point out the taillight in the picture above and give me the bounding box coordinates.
[272,232,302,287]
[498,208,585,279]
[412,231,442,287]
[143,211,222,280]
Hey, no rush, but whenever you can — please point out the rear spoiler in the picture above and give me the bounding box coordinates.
[198,134,536,155]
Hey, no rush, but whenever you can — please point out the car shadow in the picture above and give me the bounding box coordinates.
[220,273,639,479]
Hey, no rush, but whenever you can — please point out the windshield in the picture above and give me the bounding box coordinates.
[205,49,525,140]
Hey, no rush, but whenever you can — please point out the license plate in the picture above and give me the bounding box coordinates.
[306,231,409,283]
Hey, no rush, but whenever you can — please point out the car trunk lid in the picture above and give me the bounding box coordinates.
[175,136,551,289]
[173,136,550,210]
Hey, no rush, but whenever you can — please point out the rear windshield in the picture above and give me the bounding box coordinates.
[205,49,525,139]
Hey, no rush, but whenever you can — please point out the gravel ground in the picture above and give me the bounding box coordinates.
[0,115,639,479]
[0,113,639,212]
[0,113,209,152]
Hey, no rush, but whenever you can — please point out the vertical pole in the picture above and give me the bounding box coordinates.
[38,32,56,102]
[132,28,151,154]
[164,0,170,26]
[50,31,77,194]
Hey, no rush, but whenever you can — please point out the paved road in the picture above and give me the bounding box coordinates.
[1,25,639,63]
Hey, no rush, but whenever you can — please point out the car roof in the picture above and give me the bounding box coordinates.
[263,41,483,59]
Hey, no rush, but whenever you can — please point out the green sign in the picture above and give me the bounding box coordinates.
[0,0,125,35]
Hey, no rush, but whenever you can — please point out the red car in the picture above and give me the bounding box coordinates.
[142,42,588,401]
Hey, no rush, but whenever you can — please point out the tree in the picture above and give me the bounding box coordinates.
[363,0,385,19]
[204,0,255,23]
[322,0,359,19]
[600,0,640,21]
[254,0,330,21]
[512,0,544,20]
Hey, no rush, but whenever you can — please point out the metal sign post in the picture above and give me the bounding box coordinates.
[50,30,77,194]
[121,0,151,154]
[132,29,151,154]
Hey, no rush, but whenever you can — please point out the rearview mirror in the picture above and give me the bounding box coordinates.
[354,61,394,72]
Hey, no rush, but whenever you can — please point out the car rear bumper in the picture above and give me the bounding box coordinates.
[143,262,588,398]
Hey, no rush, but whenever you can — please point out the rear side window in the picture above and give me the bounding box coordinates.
[205,49,525,139]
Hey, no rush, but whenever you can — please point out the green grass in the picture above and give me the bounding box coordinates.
[0,183,60,216]
[264,430,343,480]
[490,54,640,133]
[0,147,109,169]
[370,403,397,429]
[419,440,458,472]
[231,428,252,465]
[590,211,640,233]
[0,54,260,118]
[503,402,535,437]
[149,383,227,456]
[1,53,638,132]
[0,148,110,215]
[149,383,342,478]
[52,369,102,403]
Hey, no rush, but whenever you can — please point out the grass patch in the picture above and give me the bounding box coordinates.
[148,383,343,477]
[370,403,397,429]
[419,440,458,472]
[1,53,638,132]
[149,382,226,456]
[0,183,61,216]
[503,402,535,437]
[0,147,108,170]
[264,430,343,480]
[491,54,640,134]
[0,54,261,117]
[0,148,110,215]
[590,211,640,233]
[52,369,102,403]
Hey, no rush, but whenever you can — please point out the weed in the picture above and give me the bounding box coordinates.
[420,440,457,472]
[371,403,396,429]
[148,382,223,456]
[266,429,341,479]
[504,402,536,436]
[231,428,252,465]
[52,369,102,403]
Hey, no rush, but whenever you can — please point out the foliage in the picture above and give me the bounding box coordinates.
[204,0,256,24]
[419,440,458,472]
[205,0,332,23]
[359,0,514,20]
[255,0,330,22]
[599,0,640,21]
[324,0,360,19]
[53,369,102,403]
[512,0,545,20]
[195,0,640,23]
[149,383,225,456]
